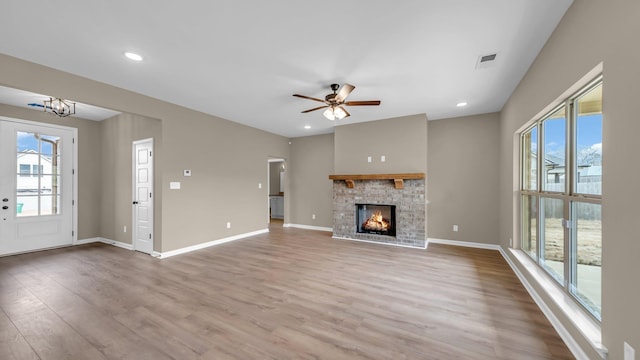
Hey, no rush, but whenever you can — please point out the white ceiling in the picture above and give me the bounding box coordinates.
[0,0,572,137]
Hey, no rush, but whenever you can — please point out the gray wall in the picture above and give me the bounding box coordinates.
[0,53,290,253]
[499,1,640,358]
[334,114,428,174]
[0,103,102,240]
[428,113,499,244]
[288,134,334,228]
[100,113,162,249]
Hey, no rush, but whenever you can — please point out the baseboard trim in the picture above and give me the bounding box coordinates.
[157,229,269,259]
[75,237,100,245]
[332,236,426,249]
[99,238,134,251]
[427,237,597,360]
[427,238,501,251]
[283,223,333,232]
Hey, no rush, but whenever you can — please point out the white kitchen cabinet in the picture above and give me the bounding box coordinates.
[270,195,284,219]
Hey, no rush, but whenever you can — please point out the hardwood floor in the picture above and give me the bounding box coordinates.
[0,225,574,359]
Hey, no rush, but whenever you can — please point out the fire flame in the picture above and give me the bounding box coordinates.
[362,210,390,232]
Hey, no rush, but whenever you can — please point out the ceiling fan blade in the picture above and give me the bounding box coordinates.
[293,94,326,103]
[335,83,355,102]
[341,107,351,118]
[344,100,381,106]
[301,105,329,113]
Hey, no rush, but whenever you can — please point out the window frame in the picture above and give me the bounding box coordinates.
[519,75,603,320]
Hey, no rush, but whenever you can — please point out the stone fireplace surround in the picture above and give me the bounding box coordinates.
[330,174,426,248]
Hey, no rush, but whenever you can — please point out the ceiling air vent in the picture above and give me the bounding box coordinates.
[476,53,498,69]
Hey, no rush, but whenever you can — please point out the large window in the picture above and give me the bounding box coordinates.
[520,77,602,319]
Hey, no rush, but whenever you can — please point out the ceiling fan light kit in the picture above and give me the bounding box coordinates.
[293,83,380,121]
[323,106,348,121]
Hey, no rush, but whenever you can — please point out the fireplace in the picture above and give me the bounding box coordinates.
[356,204,396,237]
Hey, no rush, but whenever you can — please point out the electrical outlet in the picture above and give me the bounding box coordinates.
[625,342,635,360]
[226,222,231,229]
[124,225,127,233]
[312,214,316,220]
[258,183,262,189]
[367,156,372,163]
[381,155,386,162]
[453,225,459,232]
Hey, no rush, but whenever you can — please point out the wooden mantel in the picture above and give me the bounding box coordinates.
[328,173,425,189]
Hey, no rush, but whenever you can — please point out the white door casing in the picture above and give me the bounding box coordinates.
[133,138,153,255]
[0,119,76,256]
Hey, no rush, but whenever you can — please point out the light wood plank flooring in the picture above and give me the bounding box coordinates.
[0,225,574,359]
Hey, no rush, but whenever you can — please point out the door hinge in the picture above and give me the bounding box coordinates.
[73,138,75,144]
[149,192,152,198]
[72,169,75,175]
[72,230,75,237]
[149,233,152,239]
[149,151,152,157]
[72,200,75,206]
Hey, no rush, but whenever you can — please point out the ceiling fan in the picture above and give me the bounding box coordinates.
[293,83,381,121]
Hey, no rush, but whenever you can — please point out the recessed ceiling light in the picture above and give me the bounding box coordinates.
[456,102,468,107]
[124,52,143,61]
[304,125,311,129]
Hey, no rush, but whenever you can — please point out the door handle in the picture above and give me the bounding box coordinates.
[133,201,139,205]
[2,206,8,210]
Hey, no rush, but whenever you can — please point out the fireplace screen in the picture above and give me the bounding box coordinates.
[356,204,396,236]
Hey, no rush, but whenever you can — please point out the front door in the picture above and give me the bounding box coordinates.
[0,119,74,256]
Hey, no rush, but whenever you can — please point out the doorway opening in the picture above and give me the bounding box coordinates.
[268,158,285,226]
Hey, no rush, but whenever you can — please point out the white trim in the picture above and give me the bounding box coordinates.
[332,236,426,249]
[157,229,268,259]
[505,249,606,359]
[427,238,502,250]
[283,223,333,232]
[99,237,134,251]
[426,237,604,360]
[75,237,100,245]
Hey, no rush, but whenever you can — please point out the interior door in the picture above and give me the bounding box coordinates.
[133,138,153,255]
[0,120,74,256]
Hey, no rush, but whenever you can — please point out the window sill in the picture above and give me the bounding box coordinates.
[507,249,607,359]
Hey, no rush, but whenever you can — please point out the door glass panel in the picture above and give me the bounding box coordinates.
[16,195,37,217]
[575,83,603,195]
[15,131,62,217]
[571,202,602,319]
[541,197,564,283]
[522,127,537,190]
[521,194,537,260]
[543,108,566,192]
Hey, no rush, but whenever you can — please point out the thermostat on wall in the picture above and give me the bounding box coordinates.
[184,170,191,177]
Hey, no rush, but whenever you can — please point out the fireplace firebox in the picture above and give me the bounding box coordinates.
[356,204,396,236]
